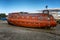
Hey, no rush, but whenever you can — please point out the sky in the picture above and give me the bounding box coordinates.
[0,0,60,15]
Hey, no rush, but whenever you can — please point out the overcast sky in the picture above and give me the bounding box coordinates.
[0,0,60,15]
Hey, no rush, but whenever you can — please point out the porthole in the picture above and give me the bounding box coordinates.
[32,16,35,19]
[22,16,24,18]
[27,16,29,18]
[38,17,43,20]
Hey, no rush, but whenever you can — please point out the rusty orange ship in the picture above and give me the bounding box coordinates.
[7,10,57,28]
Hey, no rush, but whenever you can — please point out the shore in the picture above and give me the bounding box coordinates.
[0,20,60,40]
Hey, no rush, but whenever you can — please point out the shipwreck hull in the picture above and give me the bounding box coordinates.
[7,19,56,28]
[7,12,57,28]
